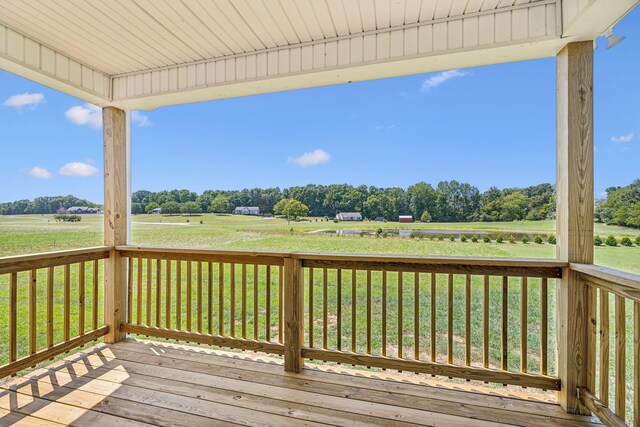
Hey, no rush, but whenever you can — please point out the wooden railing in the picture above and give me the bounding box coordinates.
[0,247,110,378]
[572,263,640,426]
[118,246,286,355]
[297,253,562,390]
[117,246,563,390]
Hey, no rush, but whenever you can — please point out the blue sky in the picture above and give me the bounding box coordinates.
[1,8,638,204]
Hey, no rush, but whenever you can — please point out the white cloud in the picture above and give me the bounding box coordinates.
[374,125,396,130]
[28,166,52,179]
[59,162,98,177]
[421,69,468,92]
[611,133,633,143]
[65,103,102,128]
[288,149,331,167]
[3,93,45,109]
[132,111,152,127]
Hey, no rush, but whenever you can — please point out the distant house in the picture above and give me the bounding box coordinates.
[336,212,362,221]
[150,207,162,214]
[399,215,413,223]
[66,206,102,214]
[234,206,260,215]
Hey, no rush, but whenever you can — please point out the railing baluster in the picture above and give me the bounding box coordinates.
[501,276,508,371]
[337,269,343,352]
[381,270,387,357]
[365,270,371,354]
[465,274,471,367]
[279,265,283,344]
[399,271,403,359]
[324,268,329,350]
[587,283,597,392]
[47,267,54,347]
[541,277,548,375]
[156,259,161,326]
[615,295,626,420]
[218,262,225,335]
[146,258,151,326]
[266,265,271,341]
[483,275,490,368]
[197,262,203,333]
[208,262,213,335]
[9,272,17,362]
[352,269,357,353]
[186,261,192,331]
[137,258,143,325]
[79,262,85,335]
[521,277,528,373]
[431,272,436,363]
[127,259,133,326]
[600,289,610,404]
[241,263,246,338]
[309,267,314,347]
[93,260,99,330]
[447,273,453,364]
[230,264,238,336]
[176,260,182,329]
[166,259,172,329]
[254,264,259,339]
[415,272,420,361]
[634,301,639,426]
[64,264,70,341]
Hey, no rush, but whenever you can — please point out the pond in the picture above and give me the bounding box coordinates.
[310,228,549,240]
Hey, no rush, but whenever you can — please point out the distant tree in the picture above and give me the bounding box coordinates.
[131,203,144,215]
[273,198,289,215]
[209,195,230,214]
[145,202,160,214]
[181,201,202,215]
[285,199,310,219]
[420,209,432,223]
[161,201,181,216]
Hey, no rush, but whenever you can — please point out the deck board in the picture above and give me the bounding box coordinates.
[0,339,601,426]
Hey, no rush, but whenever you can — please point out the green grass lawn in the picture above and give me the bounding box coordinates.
[0,213,638,417]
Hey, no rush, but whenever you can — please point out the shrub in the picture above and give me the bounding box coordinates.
[636,236,640,246]
[449,236,455,242]
[438,235,444,241]
[471,236,478,243]
[593,235,603,246]
[508,235,516,244]
[605,235,618,247]
[483,236,491,243]
[521,236,529,244]
[620,236,633,247]
[534,235,543,244]
[547,235,556,244]
[460,235,467,242]
[496,235,504,243]
[420,209,432,222]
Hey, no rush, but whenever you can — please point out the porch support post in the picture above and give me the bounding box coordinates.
[103,106,129,343]
[555,41,594,414]
[284,257,304,372]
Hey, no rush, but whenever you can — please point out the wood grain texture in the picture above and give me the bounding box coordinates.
[29,269,37,354]
[9,272,17,363]
[573,263,640,303]
[483,275,490,368]
[577,387,626,427]
[118,246,285,266]
[64,264,70,342]
[103,106,128,343]
[501,276,508,371]
[634,301,639,426]
[301,348,560,390]
[556,41,593,415]
[79,262,86,335]
[521,277,527,373]
[0,246,109,275]
[541,277,548,375]
[47,266,54,347]
[615,295,625,420]
[284,257,304,372]
[599,289,610,405]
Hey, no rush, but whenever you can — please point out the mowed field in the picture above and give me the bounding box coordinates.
[1,213,639,272]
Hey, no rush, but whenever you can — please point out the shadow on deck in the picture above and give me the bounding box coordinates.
[0,338,600,426]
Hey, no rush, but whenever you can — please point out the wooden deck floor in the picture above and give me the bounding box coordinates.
[0,339,600,426]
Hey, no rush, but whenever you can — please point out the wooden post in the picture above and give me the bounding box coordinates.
[103,106,129,343]
[284,257,304,373]
[555,41,594,415]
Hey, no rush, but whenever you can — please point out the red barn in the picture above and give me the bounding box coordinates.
[399,215,413,223]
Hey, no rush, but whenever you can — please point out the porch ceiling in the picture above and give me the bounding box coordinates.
[0,0,637,110]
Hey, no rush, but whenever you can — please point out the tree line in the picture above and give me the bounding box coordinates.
[596,179,640,228]
[128,181,556,222]
[0,195,98,215]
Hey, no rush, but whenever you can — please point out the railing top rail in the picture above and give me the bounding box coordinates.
[571,262,640,303]
[0,246,111,275]
[117,245,290,266]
